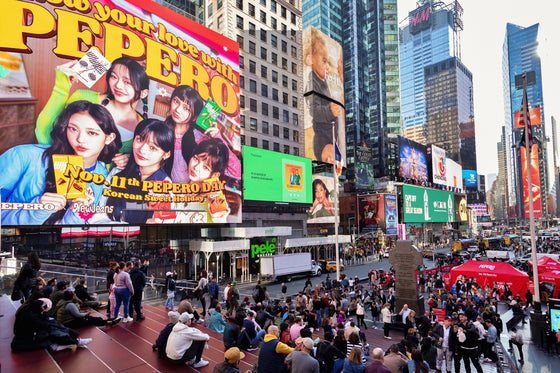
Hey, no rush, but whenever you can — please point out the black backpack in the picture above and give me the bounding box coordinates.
[315,341,330,373]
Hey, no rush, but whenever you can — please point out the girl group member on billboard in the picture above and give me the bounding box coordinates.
[0,101,121,225]
[101,119,174,224]
[308,179,334,218]
[164,86,241,182]
[35,57,149,168]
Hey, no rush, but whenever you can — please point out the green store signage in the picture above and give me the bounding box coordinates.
[251,238,277,258]
[403,185,454,223]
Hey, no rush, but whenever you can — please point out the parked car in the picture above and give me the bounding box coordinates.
[325,261,345,272]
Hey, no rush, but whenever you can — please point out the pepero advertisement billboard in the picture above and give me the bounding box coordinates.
[303,26,345,165]
[0,0,241,225]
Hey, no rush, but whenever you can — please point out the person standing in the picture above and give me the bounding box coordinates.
[193,270,209,319]
[106,262,117,316]
[281,283,288,301]
[209,277,220,304]
[129,261,146,321]
[482,319,498,364]
[433,316,454,373]
[356,298,367,329]
[456,312,483,373]
[113,261,134,322]
[165,272,176,311]
[14,252,41,301]
[285,337,319,373]
[381,303,393,339]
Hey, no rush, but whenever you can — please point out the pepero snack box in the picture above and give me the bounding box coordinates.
[52,155,87,199]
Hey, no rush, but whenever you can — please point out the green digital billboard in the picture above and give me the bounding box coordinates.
[403,185,454,223]
[243,146,312,203]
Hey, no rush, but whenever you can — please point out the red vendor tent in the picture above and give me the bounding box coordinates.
[450,261,529,300]
[528,255,560,273]
[539,269,560,298]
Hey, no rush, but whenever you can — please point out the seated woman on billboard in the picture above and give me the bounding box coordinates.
[35,57,149,169]
[0,101,121,225]
[308,179,334,218]
[163,85,241,182]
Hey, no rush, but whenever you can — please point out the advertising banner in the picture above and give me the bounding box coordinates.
[521,144,542,218]
[359,194,385,232]
[445,158,463,191]
[0,0,241,225]
[303,26,346,164]
[463,170,478,189]
[454,196,468,222]
[243,146,312,204]
[431,145,447,185]
[403,185,454,223]
[307,175,335,223]
[398,136,428,182]
[385,194,398,235]
[515,106,542,128]
[355,145,374,190]
[248,237,277,275]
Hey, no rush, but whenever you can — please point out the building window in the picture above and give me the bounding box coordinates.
[260,30,267,42]
[239,95,245,108]
[261,66,267,79]
[261,102,268,115]
[282,74,288,87]
[281,23,287,35]
[282,92,288,104]
[236,0,243,10]
[249,79,256,93]
[248,3,255,16]
[249,60,256,74]
[291,45,297,58]
[251,137,258,147]
[237,35,244,50]
[249,22,255,36]
[272,70,278,83]
[292,96,298,108]
[261,84,268,97]
[293,147,299,156]
[281,40,287,53]
[241,135,245,145]
[290,29,296,42]
[260,10,266,23]
[291,62,297,74]
[271,52,277,65]
[260,0,266,5]
[271,34,277,48]
[282,57,287,70]
[292,113,298,126]
[239,76,244,88]
[283,109,289,122]
[283,127,289,139]
[240,114,245,128]
[272,88,278,101]
[208,3,213,17]
[281,5,286,18]
[250,117,257,131]
[271,17,277,30]
[273,106,279,119]
[271,0,277,12]
[239,56,244,69]
[236,15,243,29]
[248,41,255,55]
[291,79,297,91]
[260,47,267,60]
[273,124,279,137]
[217,15,223,29]
[273,142,280,152]
[293,130,299,142]
[250,98,257,112]
[262,121,269,134]
[218,0,223,9]
[283,145,290,154]
[291,12,296,24]
[262,140,269,149]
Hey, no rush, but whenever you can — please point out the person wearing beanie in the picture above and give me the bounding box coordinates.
[166,312,210,368]
[285,337,319,373]
[212,347,248,373]
[153,311,181,358]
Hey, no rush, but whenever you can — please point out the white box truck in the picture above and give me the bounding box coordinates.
[260,252,321,282]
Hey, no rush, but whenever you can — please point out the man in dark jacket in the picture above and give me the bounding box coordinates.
[152,311,180,357]
[456,312,482,373]
[74,278,100,309]
[129,261,147,320]
[316,331,346,373]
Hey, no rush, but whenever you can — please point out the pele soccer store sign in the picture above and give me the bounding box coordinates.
[0,0,241,225]
[249,237,277,275]
[403,185,455,223]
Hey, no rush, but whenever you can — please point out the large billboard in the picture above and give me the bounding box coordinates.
[403,185,454,223]
[385,194,398,235]
[431,144,446,185]
[355,144,374,190]
[463,170,478,189]
[399,136,428,182]
[0,0,241,225]
[307,175,335,224]
[359,194,385,232]
[521,144,542,218]
[445,158,463,192]
[303,26,346,165]
[243,146,312,204]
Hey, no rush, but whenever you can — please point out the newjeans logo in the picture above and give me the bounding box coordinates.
[251,238,276,258]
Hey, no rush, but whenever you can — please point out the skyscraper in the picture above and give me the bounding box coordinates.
[502,22,548,218]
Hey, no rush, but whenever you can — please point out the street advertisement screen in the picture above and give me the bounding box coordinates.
[398,136,428,182]
[463,170,478,189]
[243,146,312,204]
[303,26,346,164]
[454,196,468,222]
[445,158,463,191]
[307,175,335,224]
[431,144,447,185]
[385,194,398,235]
[359,194,385,232]
[403,185,455,223]
[521,144,542,218]
[0,0,241,225]
[355,144,374,190]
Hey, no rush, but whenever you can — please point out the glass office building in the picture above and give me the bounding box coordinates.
[502,22,548,217]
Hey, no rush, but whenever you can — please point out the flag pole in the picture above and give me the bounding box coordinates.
[333,121,340,282]
[523,74,540,310]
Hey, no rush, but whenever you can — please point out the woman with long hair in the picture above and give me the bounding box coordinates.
[14,252,42,300]
[113,261,134,322]
[36,57,149,167]
[407,349,430,373]
[0,101,121,225]
[343,346,365,373]
[193,270,208,318]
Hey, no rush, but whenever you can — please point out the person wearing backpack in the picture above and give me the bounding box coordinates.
[315,332,346,373]
[253,280,265,304]
[227,281,240,313]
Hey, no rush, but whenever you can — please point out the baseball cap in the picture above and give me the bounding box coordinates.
[179,312,194,323]
[444,316,452,321]
[231,281,237,285]
[224,347,245,364]
[168,311,180,324]
[302,337,314,350]
[166,271,173,276]
[457,310,465,315]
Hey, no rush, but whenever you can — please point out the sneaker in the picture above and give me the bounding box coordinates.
[110,317,121,326]
[123,317,133,323]
[137,315,145,321]
[188,358,197,366]
[192,359,209,368]
[196,319,204,324]
[247,346,259,352]
[383,336,392,340]
[77,338,92,347]
[152,344,157,351]
[122,317,129,323]
[50,344,73,351]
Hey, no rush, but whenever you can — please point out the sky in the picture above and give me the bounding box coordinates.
[397,0,560,184]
